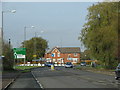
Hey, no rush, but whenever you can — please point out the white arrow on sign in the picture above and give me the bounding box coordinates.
[14,52,17,59]
[14,52,25,59]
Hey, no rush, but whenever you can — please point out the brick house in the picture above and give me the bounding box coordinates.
[44,47,81,64]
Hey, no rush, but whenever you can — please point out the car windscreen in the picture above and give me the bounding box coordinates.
[81,62,86,64]
[118,64,120,67]
[66,62,72,65]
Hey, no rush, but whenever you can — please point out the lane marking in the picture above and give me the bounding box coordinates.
[31,71,44,89]
[3,73,21,90]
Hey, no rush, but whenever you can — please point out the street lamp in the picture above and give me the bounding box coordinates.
[33,30,44,60]
[24,26,35,47]
[23,26,34,69]
[0,10,16,56]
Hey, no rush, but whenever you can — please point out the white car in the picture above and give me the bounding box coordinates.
[115,63,120,80]
[65,62,73,68]
[80,62,86,66]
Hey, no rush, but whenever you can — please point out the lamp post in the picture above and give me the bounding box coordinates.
[0,10,16,72]
[23,26,34,69]
[34,32,37,60]
[24,26,34,47]
[0,10,16,57]
[33,30,44,60]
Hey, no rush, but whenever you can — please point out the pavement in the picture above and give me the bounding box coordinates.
[8,72,40,89]
[2,70,21,89]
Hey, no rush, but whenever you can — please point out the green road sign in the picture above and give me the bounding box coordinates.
[13,48,26,59]
[13,48,26,55]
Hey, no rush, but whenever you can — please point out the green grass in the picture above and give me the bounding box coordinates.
[75,67,82,70]
[15,66,42,70]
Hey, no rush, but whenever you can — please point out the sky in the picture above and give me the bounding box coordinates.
[1,2,96,52]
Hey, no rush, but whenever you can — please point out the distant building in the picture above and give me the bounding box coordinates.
[44,47,81,64]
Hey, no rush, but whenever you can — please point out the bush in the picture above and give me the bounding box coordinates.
[3,57,14,70]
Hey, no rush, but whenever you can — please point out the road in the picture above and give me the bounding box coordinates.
[8,66,120,89]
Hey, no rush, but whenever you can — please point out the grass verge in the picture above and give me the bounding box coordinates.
[15,66,42,70]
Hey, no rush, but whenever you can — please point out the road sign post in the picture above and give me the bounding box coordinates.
[13,48,26,69]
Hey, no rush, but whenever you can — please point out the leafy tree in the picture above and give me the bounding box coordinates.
[21,37,48,61]
[81,50,91,60]
[79,2,119,69]
[3,40,14,70]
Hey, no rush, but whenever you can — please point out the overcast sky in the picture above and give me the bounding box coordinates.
[1,2,96,51]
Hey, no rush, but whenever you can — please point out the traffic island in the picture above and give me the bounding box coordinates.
[51,65,55,71]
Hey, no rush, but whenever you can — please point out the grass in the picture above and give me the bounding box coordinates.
[75,67,82,70]
[15,66,42,70]
[75,65,115,72]
[2,66,43,74]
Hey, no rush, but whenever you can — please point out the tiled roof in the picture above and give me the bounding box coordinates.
[46,47,81,53]
[57,47,81,53]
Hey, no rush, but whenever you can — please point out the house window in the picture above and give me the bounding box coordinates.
[73,58,78,62]
[54,53,56,57]
[74,53,77,56]
[57,59,61,62]
[58,53,60,57]
[55,49,57,52]
[53,59,56,62]
[68,55,70,58]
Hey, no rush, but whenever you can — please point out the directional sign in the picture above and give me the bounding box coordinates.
[33,55,37,57]
[13,48,26,59]
[51,54,54,57]
[14,52,17,59]
[13,48,26,55]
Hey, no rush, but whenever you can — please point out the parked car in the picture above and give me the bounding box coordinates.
[45,62,54,67]
[115,63,120,80]
[65,62,73,68]
[80,62,86,66]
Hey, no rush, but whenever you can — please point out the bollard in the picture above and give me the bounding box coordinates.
[51,65,54,70]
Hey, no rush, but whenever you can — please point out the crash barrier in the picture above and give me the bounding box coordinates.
[18,64,45,66]
[18,63,65,66]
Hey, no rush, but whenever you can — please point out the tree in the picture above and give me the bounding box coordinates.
[79,2,119,69]
[3,40,14,70]
[81,50,91,60]
[21,37,48,61]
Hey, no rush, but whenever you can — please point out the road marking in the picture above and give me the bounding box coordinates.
[31,71,44,89]
[3,79,14,90]
[97,81,106,83]
[3,73,21,90]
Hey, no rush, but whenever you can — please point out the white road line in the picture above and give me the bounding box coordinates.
[3,73,21,90]
[31,71,44,89]
[4,79,14,89]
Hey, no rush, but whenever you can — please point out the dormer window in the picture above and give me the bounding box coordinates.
[58,53,60,57]
[74,53,77,56]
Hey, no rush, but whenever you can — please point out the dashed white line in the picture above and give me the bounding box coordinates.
[31,71,44,89]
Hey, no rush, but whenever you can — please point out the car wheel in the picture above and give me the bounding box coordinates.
[115,77,118,80]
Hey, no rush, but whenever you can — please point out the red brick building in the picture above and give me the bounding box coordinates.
[44,47,81,64]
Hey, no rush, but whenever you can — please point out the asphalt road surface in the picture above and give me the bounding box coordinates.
[8,67,120,89]
[32,67,120,89]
